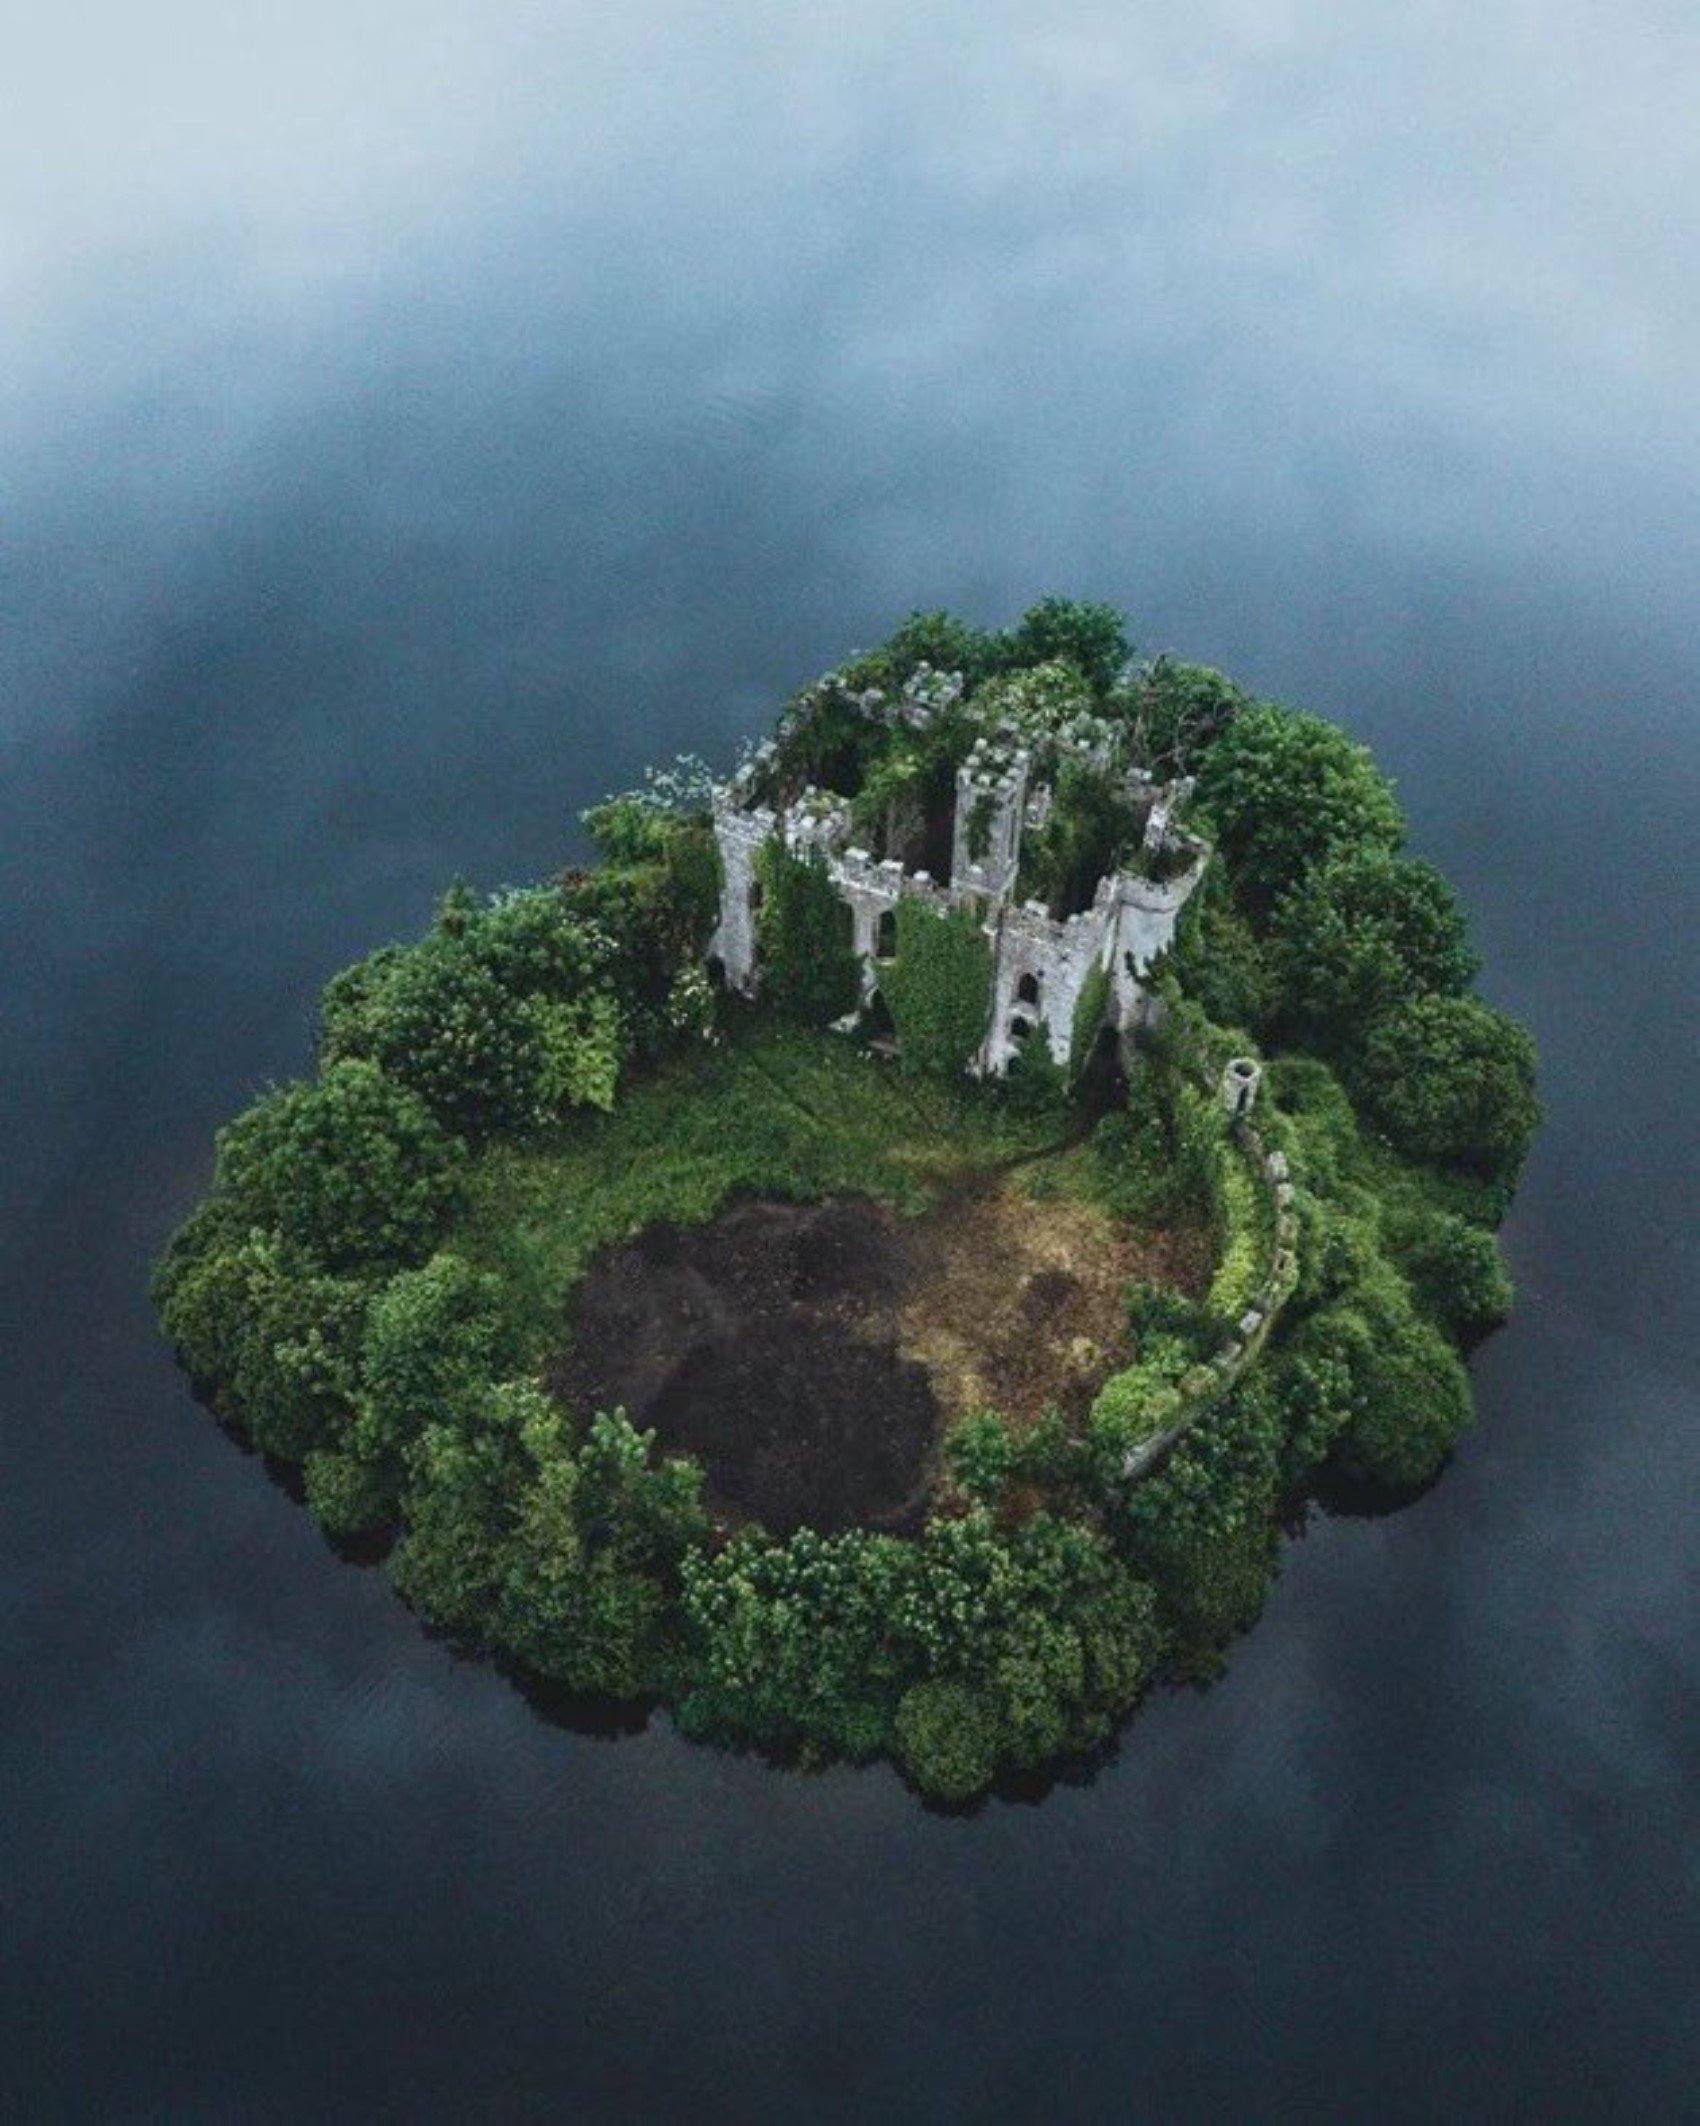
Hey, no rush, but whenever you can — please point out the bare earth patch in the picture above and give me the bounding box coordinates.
[549,1174,1209,1535]
[897,1174,1211,1431]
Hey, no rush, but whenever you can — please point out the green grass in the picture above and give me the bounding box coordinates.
[449,1012,1067,1359]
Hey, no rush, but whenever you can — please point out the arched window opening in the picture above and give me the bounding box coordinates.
[1009,1014,1033,1042]
[876,907,897,957]
[1016,970,1041,1007]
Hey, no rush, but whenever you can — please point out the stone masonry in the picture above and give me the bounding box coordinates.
[707,702,1208,1078]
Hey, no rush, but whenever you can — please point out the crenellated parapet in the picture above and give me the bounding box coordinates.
[950,733,1030,898]
[783,785,852,860]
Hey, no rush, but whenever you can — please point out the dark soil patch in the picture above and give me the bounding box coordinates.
[549,1178,1210,1537]
[548,1199,937,1537]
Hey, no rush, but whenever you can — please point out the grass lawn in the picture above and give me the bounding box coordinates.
[450,1011,1073,1361]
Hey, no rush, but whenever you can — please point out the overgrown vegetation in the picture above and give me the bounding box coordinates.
[881,899,994,1076]
[155,599,1536,1801]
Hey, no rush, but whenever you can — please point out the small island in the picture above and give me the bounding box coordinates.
[155,600,1539,1801]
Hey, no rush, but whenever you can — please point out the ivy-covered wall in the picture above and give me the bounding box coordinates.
[881,899,994,1075]
[754,839,861,1025]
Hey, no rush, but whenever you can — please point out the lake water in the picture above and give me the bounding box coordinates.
[5,12,1699,2116]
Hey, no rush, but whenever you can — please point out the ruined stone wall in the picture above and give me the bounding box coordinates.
[708,799,777,992]
[982,893,1113,1073]
[709,759,1208,1078]
[1119,1126,1300,1483]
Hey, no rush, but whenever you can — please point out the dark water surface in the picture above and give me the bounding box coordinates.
[6,12,1700,2117]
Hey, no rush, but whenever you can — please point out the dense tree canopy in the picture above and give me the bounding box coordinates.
[1193,701,1405,914]
[996,596,1131,695]
[1270,847,1478,1048]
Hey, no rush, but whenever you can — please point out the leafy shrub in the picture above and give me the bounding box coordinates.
[1206,1146,1273,1328]
[882,898,993,1076]
[893,1680,1001,1801]
[1091,1064,1225,1229]
[215,1058,465,1273]
[1123,1281,1218,1361]
[945,1409,1018,1507]
[1089,1336,1195,1469]
[568,809,722,1055]
[1001,1032,1068,1114]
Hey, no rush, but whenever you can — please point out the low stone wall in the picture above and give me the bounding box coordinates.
[1119,1122,1300,1483]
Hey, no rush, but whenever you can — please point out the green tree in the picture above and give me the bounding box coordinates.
[1356,992,1539,1190]
[303,1448,394,1537]
[390,1382,533,1637]
[1270,848,1477,1051]
[496,1401,703,1698]
[1113,1380,1283,1667]
[881,608,996,687]
[1335,1298,1473,1487]
[1121,655,1247,776]
[1167,863,1277,1036]
[998,597,1130,694]
[1386,1204,1514,1341]
[320,892,624,1136]
[678,1527,913,1759]
[1192,702,1405,915]
[944,1409,1017,1507]
[892,1512,1162,1777]
[214,1058,466,1273]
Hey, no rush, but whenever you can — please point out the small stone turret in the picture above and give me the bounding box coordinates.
[950,735,1029,898]
[1220,1056,1262,1119]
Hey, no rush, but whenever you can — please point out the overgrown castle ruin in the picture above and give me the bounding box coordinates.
[708,672,1209,1076]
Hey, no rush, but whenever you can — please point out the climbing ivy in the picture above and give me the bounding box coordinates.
[881,898,993,1075]
[753,838,862,1025]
